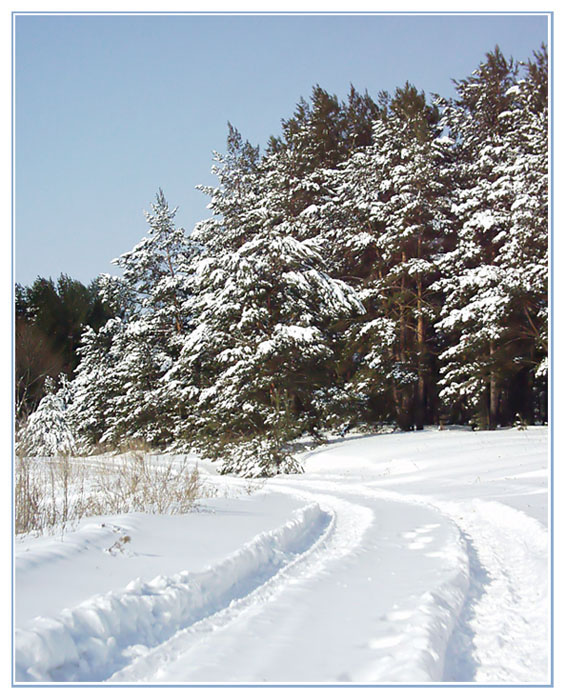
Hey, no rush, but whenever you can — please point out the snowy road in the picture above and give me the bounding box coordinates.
[14,427,550,684]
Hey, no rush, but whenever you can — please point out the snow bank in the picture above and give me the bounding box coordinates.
[15,503,331,683]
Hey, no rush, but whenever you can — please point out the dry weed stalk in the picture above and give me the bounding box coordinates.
[15,450,206,536]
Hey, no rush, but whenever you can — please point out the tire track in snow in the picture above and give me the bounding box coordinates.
[438,499,549,683]
[275,478,549,683]
[109,490,374,682]
[273,479,472,683]
[112,482,474,684]
[337,480,550,683]
[15,503,335,683]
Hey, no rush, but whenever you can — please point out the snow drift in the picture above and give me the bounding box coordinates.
[16,503,331,682]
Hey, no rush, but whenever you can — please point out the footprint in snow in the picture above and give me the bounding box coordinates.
[407,536,434,550]
[368,633,405,650]
[386,609,413,621]
[401,523,440,549]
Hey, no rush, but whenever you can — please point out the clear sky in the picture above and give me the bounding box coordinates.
[14,12,549,286]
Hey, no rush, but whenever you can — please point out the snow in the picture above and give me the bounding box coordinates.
[16,502,329,682]
[14,427,550,685]
[256,324,323,357]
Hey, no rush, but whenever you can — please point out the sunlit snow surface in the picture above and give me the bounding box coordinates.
[14,427,549,684]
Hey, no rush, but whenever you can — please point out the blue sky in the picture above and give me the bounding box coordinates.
[14,12,549,286]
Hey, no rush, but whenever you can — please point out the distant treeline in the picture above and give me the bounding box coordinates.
[15,275,116,419]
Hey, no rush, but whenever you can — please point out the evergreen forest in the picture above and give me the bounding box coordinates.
[17,46,549,477]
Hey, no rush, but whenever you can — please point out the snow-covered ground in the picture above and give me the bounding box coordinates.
[14,426,550,685]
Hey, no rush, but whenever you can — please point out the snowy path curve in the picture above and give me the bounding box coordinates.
[109,483,473,683]
[276,439,549,683]
[15,429,549,684]
[16,503,335,682]
[290,478,549,682]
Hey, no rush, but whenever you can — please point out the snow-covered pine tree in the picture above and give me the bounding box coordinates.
[194,123,262,254]
[263,85,381,236]
[434,46,548,427]
[71,191,198,449]
[491,46,548,422]
[18,375,76,456]
[320,84,451,430]
[186,230,364,476]
[177,126,364,476]
[70,319,124,449]
[241,88,383,432]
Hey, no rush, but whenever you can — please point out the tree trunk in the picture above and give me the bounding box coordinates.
[396,252,413,430]
[489,341,498,429]
[415,253,425,431]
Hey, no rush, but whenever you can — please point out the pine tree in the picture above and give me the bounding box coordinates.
[70,319,124,449]
[491,46,548,422]
[186,229,363,476]
[18,375,76,456]
[434,46,547,427]
[320,85,450,430]
[71,191,198,448]
[178,125,364,475]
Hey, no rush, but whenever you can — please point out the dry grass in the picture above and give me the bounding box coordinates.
[15,454,87,535]
[89,451,206,517]
[15,450,211,537]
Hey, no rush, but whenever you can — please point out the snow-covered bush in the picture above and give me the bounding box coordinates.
[17,376,76,457]
[219,436,303,479]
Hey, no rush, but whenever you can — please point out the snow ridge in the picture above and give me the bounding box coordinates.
[440,498,549,683]
[15,503,331,683]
